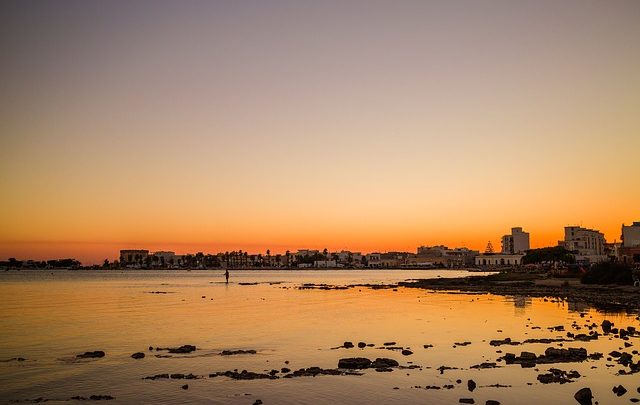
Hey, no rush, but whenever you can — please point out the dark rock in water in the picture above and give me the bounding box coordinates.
[171,373,185,379]
[470,362,499,369]
[613,385,627,396]
[168,345,196,354]
[181,384,188,390]
[343,341,354,349]
[401,350,413,356]
[502,347,590,366]
[437,365,458,374]
[423,344,434,349]
[283,367,348,377]
[144,374,170,380]
[253,401,263,405]
[485,401,500,405]
[602,320,612,334]
[544,347,588,362]
[455,342,472,347]
[383,342,397,346]
[220,350,257,356]
[490,338,519,346]
[88,395,115,400]
[467,380,476,392]
[281,367,291,373]
[523,337,568,344]
[371,358,399,368]
[148,346,154,351]
[358,342,367,348]
[2,357,26,362]
[131,352,145,359]
[520,351,536,360]
[76,351,105,359]
[459,399,475,404]
[210,370,277,380]
[537,368,580,384]
[338,357,371,369]
[574,387,593,405]
[375,367,393,372]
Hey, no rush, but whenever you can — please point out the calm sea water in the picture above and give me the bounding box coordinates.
[0,269,638,404]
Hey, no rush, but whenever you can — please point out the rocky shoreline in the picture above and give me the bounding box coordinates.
[396,275,640,313]
[299,273,640,313]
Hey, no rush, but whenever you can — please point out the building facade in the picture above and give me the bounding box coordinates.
[559,226,606,263]
[620,221,640,265]
[501,227,530,254]
[622,222,640,248]
[119,249,149,268]
[475,253,524,266]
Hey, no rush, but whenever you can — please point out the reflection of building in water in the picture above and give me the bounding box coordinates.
[512,295,532,314]
[567,300,590,314]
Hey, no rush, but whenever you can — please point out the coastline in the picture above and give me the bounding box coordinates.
[397,275,640,313]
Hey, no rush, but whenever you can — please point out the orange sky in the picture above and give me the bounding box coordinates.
[1,1,639,264]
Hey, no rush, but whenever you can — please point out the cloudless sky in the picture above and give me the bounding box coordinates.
[1,0,639,263]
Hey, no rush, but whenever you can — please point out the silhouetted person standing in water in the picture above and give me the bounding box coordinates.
[224,269,229,284]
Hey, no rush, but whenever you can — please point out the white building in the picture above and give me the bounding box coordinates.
[152,251,177,267]
[501,227,530,254]
[296,249,319,258]
[475,254,524,266]
[313,260,338,268]
[560,226,606,263]
[365,253,381,267]
[622,222,640,247]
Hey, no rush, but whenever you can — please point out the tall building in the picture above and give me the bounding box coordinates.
[621,222,640,247]
[501,227,530,254]
[620,221,640,265]
[560,226,606,261]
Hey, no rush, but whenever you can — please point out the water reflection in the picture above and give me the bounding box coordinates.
[0,270,638,405]
[511,295,532,314]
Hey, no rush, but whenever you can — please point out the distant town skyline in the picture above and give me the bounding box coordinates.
[1,221,637,265]
[2,1,639,264]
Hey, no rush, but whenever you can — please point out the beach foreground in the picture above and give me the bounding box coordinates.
[1,270,639,404]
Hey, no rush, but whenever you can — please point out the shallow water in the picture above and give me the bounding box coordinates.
[0,269,638,404]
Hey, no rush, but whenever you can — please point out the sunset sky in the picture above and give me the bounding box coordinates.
[1,1,639,264]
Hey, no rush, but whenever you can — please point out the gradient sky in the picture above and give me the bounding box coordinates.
[1,0,639,264]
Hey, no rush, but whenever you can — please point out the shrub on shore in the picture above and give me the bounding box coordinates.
[581,262,632,285]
